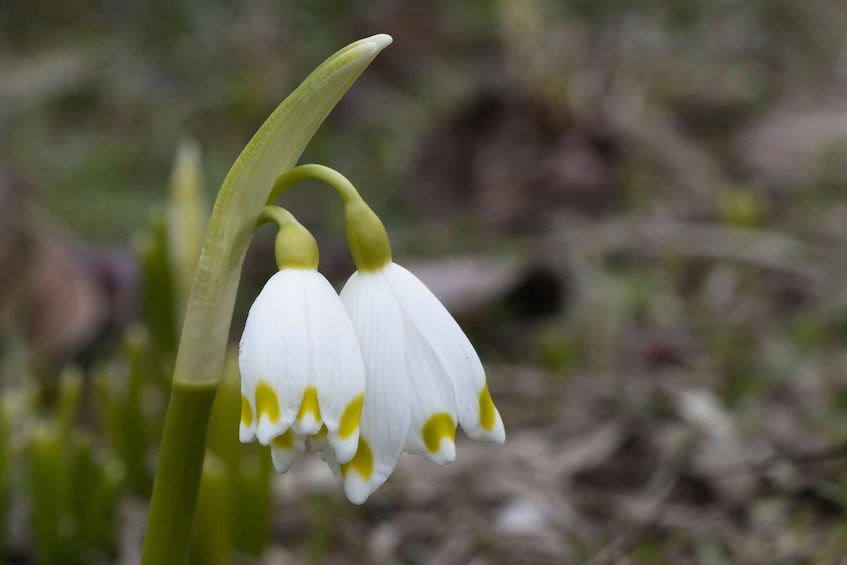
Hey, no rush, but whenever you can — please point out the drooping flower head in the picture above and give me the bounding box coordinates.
[239,208,365,471]
[239,166,504,505]
[335,191,506,504]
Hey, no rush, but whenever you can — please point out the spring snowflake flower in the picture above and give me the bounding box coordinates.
[336,263,506,503]
[333,199,505,504]
[239,211,365,473]
[239,168,505,505]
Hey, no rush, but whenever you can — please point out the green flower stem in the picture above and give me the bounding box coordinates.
[257,205,298,227]
[269,164,392,271]
[141,35,391,564]
[141,383,217,565]
[268,163,361,204]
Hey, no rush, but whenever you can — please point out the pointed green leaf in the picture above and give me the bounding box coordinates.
[142,36,391,565]
[136,212,179,355]
[167,139,208,315]
[174,34,392,387]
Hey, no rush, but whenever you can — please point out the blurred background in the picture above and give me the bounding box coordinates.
[3,0,847,563]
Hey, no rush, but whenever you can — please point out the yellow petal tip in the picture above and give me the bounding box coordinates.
[273,429,295,450]
[422,412,456,454]
[255,381,280,424]
[241,394,253,426]
[479,385,497,432]
[341,437,373,480]
[339,393,364,439]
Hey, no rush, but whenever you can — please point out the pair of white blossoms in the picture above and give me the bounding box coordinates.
[238,185,505,504]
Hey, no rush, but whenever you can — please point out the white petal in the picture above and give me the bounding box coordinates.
[303,272,366,464]
[270,431,307,473]
[290,408,321,436]
[239,330,257,444]
[339,270,411,504]
[385,263,505,443]
[400,320,457,465]
[239,270,309,445]
[239,423,256,443]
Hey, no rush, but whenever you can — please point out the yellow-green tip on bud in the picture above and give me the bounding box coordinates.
[275,220,319,270]
[344,198,392,272]
[258,207,319,270]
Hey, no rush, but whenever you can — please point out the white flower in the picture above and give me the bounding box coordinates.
[239,179,505,504]
[337,262,505,504]
[239,268,366,473]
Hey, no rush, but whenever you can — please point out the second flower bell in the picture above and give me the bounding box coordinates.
[238,166,505,504]
[239,208,365,471]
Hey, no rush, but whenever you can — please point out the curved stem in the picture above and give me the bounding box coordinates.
[268,164,362,205]
[268,165,392,272]
[257,205,298,228]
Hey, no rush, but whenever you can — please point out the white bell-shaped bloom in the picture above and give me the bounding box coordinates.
[239,268,366,473]
[338,262,505,504]
[240,173,504,504]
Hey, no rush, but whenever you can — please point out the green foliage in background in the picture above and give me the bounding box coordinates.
[27,369,124,564]
[0,144,275,563]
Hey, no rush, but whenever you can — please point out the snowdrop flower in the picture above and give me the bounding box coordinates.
[241,165,505,504]
[239,208,365,473]
[336,197,506,504]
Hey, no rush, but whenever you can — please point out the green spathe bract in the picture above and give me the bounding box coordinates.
[176,34,392,388]
[141,34,392,565]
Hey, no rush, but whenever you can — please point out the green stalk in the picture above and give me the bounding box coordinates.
[268,164,392,272]
[268,163,362,204]
[141,35,391,564]
[141,383,216,564]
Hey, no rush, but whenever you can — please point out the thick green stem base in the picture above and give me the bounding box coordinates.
[141,382,217,565]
